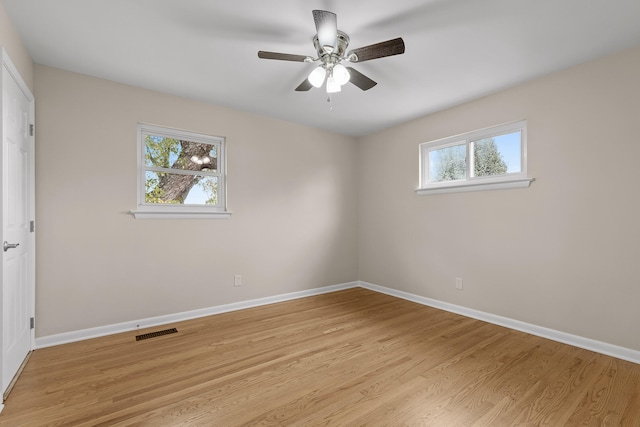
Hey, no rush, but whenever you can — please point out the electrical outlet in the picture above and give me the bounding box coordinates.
[234,274,242,287]
[455,277,463,290]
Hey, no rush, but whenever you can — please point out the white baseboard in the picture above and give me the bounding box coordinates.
[358,281,640,365]
[35,280,640,365]
[35,281,359,349]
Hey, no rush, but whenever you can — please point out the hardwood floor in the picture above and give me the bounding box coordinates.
[1,288,639,426]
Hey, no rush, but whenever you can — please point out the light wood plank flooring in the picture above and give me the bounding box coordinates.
[0,288,639,426]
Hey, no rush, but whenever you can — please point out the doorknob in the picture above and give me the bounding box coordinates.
[3,241,19,252]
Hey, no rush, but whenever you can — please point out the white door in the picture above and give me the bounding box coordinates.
[1,50,34,396]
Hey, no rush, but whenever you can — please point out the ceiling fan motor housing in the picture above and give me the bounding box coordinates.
[313,30,351,64]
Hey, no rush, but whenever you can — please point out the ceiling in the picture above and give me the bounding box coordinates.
[3,0,640,137]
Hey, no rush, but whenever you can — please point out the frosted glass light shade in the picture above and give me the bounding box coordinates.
[308,66,327,88]
[333,64,350,86]
[326,76,341,93]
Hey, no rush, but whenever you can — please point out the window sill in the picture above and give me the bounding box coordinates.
[416,177,534,195]
[130,209,232,219]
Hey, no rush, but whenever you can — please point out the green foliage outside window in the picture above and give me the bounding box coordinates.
[432,137,507,182]
[473,138,508,177]
[433,145,466,182]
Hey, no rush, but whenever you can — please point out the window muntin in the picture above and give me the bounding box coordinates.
[135,124,227,216]
[420,120,528,192]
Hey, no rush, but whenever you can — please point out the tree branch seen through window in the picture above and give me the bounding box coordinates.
[145,136,219,204]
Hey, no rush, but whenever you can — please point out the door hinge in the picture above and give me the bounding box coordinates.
[30,220,35,233]
[29,124,34,136]
[30,317,34,330]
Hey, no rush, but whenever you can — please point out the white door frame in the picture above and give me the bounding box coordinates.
[0,46,36,405]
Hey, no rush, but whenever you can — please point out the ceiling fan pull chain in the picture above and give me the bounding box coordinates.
[327,95,333,112]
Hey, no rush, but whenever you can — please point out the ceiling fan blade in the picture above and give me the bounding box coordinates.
[348,38,405,62]
[346,67,377,91]
[258,51,309,62]
[295,79,313,91]
[312,10,337,53]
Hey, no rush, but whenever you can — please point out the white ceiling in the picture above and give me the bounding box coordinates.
[4,0,640,137]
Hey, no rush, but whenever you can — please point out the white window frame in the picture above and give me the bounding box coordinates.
[416,120,534,195]
[130,123,230,219]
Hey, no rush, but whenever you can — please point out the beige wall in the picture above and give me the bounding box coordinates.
[34,65,358,337]
[357,46,640,351]
[0,1,33,90]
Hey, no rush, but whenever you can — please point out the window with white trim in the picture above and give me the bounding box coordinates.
[131,124,230,219]
[417,120,533,195]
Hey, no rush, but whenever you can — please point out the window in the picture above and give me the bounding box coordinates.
[417,120,533,195]
[131,124,230,219]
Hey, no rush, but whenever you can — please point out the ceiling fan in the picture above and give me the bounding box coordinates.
[258,10,405,94]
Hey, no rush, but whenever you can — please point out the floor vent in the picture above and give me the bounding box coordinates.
[135,328,178,341]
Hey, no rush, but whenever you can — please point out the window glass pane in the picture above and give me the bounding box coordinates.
[429,143,466,182]
[145,135,217,172]
[471,131,521,177]
[184,176,219,205]
[145,171,219,205]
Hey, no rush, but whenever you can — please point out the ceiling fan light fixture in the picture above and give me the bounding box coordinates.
[326,75,341,93]
[333,64,350,86]
[308,66,327,88]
